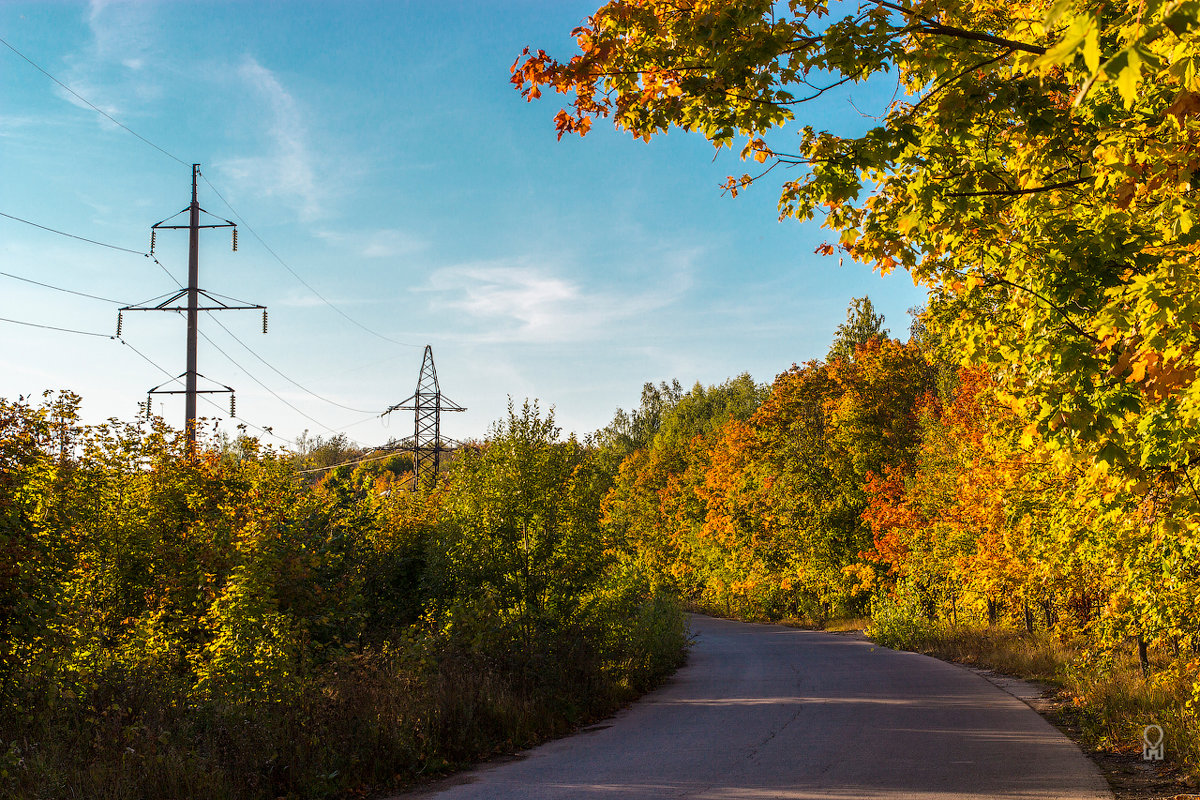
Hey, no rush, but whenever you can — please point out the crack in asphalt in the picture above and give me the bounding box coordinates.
[746,704,805,763]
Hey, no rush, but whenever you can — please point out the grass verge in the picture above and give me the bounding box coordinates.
[1,597,689,800]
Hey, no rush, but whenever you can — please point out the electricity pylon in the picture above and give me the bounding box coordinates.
[118,164,266,445]
[382,345,465,488]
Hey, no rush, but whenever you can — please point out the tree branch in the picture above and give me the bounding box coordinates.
[874,0,1047,55]
[911,49,1016,112]
[975,273,1101,344]
[946,177,1090,197]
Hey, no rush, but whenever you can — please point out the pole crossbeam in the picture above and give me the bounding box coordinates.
[121,164,265,445]
[382,345,465,489]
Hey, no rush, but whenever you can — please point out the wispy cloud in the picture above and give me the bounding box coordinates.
[55,1,162,118]
[316,228,428,259]
[426,254,695,344]
[221,57,321,222]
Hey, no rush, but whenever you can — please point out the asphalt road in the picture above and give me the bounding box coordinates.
[403,614,1113,800]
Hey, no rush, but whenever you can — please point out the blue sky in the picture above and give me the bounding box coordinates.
[0,1,926,446]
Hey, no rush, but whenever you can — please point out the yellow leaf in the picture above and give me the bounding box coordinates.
[1129,359,1147,382]
[1116,53,1142,108]
[1083,26,1101,74]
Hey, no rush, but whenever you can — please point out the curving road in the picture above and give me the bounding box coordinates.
[403,614,1112,800]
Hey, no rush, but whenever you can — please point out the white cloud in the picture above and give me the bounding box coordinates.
[221,57,321,222]
[426,255,694,344]
[316,228,428,259]
[361,229,427,259]
[55,1,162,117]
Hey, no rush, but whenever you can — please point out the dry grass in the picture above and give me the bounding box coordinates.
[819,616,869,633]
[1,603,689,800]
[885,624,1073,683]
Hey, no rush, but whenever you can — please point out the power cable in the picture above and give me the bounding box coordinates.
[198,173,420,349]
[1,270,128,304]
[1,210,146,255]
[0,36,189,167]
[0,315,115,338]
[119,337,291,445]
[2,35,417,353]
[0,209,183,288]
[0,310,293,446]
[296,448,409,475]
[204,312,378,414]
[194,323,371,443]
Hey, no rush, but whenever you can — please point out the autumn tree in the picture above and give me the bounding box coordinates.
[515,0,1200,662]
[702,335,934,617]
[827,296,888,363]
[600,375,764,594]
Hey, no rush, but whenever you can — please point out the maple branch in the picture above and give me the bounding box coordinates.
[945,177,1090,197]
[1180,462,1200,506]
[911,49,1017,112]
[874,0,1047,55]
[978,274,1101,344]
[717,74,854,107]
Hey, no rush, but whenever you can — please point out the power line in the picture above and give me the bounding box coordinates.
[204,312,378,414]
[198,174,419,350]
[0,270,128,304]
[0,311,293,447]
[194,322,371,444]
[3,35,418,355]
[119,337,291,445]
[1,210,146,255]
[0,36,189,167]
[0,315,115,338]
[0,209,183,288]
[296,448,409,475]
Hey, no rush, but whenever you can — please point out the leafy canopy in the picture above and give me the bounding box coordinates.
[513,0,1200,481]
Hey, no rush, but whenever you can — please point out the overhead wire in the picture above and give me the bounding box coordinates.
[194,322,372,443]
[2,36,423,443]
[0,315,115,338]
[204,312,378,414]
[3,261,382,421]
[198,173,420,350]
[1,209,147,255]
[0,36,189,168]
[0,311,289,445]
[1,208,183,288]
[0,270,128,304]
[296,448,409,475]
[118,337,291,445]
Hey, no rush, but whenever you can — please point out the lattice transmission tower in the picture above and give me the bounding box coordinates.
[382,345,465,488]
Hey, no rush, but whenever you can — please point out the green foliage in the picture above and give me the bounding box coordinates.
[517,5,1200,775]
[865,586,939,651]
[438,401,603,629]
[0,393,686,800]
[827,296,888,363]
